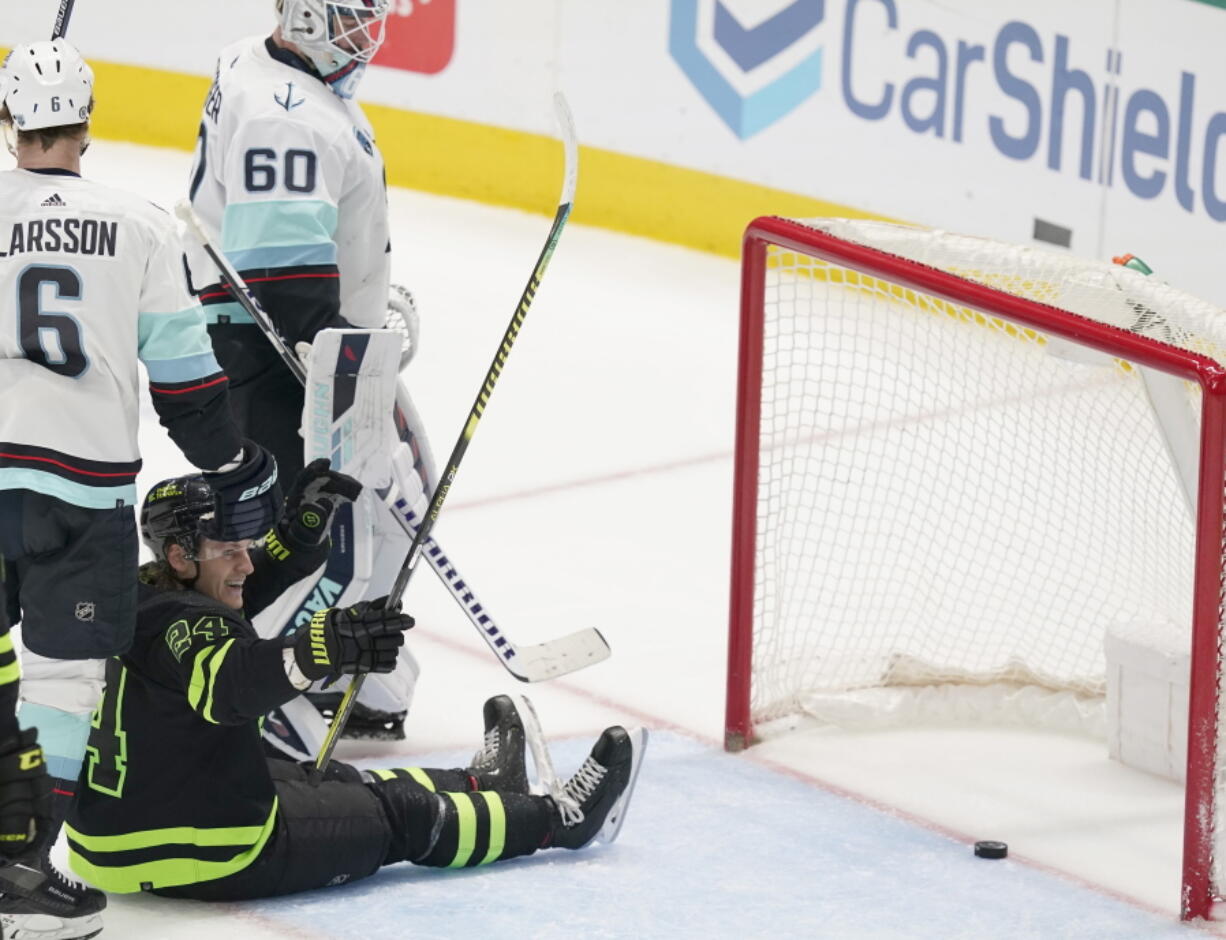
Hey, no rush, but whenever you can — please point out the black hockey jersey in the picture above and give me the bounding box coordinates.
[64,534,327,893]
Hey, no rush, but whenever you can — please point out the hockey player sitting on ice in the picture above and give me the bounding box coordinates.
[0,40,281,940]
[186,0,432,749]
[65,464,644,902]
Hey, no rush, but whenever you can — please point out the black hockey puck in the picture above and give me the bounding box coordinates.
[974,841,1008,859]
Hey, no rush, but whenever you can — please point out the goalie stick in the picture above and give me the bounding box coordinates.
[314,92,600,771]
[174,95,608,693]
[174,205,607,686]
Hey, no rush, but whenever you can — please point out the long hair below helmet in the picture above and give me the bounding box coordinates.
[140,476,215,563]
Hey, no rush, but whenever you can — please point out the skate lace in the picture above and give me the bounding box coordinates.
[558,756,606,827]
[41,859,90,896]
[471,727,499,770]
[51,865,89,895]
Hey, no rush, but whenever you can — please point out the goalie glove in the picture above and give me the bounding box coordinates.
[201,440,281,543]
[0,728,52,862]
[291,597,414,682]
[279,459,362,548]
[387,284,419,369]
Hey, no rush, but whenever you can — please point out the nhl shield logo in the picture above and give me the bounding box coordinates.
[669,0,825,139]
[75,602,96,623]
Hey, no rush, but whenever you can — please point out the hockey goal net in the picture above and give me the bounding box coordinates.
[727,216,1226,920]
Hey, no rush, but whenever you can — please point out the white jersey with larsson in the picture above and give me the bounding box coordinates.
[185,36,390,329]
[0,169,229,509]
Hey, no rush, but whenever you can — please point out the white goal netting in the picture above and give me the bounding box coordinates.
[740,219,1226,735]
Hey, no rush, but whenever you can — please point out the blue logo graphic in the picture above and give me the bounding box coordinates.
[670,0,825,139]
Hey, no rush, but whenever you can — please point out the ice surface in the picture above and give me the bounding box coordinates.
[19,140,1210,937]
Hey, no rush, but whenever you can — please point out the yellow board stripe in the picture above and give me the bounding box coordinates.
[0,53,890,263]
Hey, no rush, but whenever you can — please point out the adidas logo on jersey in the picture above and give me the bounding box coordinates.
[40,193,66,207]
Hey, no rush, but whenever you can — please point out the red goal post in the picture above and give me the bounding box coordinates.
[727,215,1226,921]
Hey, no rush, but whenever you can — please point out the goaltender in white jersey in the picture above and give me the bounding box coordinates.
[185,0,430,753]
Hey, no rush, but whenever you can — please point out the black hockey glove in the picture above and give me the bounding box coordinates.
[291,597,413,682]
[201,441,281,543]
[0,728,52,863]
[279,459,363,548]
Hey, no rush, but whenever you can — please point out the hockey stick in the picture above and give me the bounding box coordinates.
[314,92,600,771]
[51,0,77,39]
[176,178,608,685]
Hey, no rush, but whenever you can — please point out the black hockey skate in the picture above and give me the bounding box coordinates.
[307,692,406,741]
[0,853,106,940]
[551,725,648,850]
[468,695,528,793]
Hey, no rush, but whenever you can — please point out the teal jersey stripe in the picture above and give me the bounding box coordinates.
[138,308,221,377]
[222,199,339,254]
[226,242,337,271]
[0,471,134,509]
[204,301,255,325]
[144,352,222,385]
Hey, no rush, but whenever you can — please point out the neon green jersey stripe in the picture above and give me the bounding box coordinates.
[186,640,235,723]
[186,645,218,714]
[407,767,436,791]
[478,791,506,865]
[65,800,277,894]
[0,632,15,655]
[370,769,397,782]
[444,792,477,868]
[201,638,235,724]
[0,660,19,686]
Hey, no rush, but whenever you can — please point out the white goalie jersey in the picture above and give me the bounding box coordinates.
[184,35,390,333]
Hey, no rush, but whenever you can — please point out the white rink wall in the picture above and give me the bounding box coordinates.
[5,0,1226,303]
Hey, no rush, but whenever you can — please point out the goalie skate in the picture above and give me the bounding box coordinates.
[307,692,406,741]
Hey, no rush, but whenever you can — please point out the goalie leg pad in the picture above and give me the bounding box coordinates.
[19,653,105,784]
[262,694,332,763]
[352,643,420,716]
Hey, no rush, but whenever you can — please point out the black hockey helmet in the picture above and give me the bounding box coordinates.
[139,475,215,561]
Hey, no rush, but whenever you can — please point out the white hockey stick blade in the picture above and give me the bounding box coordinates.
[598,726,648,845]
[501,627,611,683]
[305,328,401,488]
[385,490,612,682]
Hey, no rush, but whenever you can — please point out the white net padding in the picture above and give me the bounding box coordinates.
[746,219,1226,736]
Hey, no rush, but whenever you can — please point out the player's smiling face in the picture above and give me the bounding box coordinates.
[193,539,256,610]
